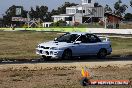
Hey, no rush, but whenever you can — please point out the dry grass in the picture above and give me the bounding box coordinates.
[0,31,132,60]
[0,31,59,60]
[110,38,132,56]
[119,22,132,29]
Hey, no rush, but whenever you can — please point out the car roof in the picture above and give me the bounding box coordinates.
[68,32,92,35]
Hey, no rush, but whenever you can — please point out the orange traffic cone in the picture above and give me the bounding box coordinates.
[81,67,90,78]
[81,67,91,86]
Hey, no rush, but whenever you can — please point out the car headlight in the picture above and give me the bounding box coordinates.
[38,45,41,48]
[50,47,60,50]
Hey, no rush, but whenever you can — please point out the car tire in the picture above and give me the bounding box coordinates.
[97,49,107,59]
[41,55,51,61]
[62,49,72,60]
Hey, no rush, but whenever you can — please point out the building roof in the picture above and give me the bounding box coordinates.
[43,22,53,24]
[66,4,95,8]
[68,5,83,8]
[104,12,123,19]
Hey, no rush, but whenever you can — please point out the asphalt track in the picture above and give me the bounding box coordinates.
[0,56,132,65]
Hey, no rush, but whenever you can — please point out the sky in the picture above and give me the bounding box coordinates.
[0,0,131,17]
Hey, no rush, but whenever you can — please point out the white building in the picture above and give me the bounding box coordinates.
[42,22,53,27]
[52,0,104,25]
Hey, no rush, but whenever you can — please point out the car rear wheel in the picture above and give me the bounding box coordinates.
[62,49,72,60]
[97,49,107,59]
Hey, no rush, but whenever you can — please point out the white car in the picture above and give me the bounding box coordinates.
[36,32,112,60]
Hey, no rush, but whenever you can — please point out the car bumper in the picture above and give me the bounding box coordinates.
[36,48,63,58]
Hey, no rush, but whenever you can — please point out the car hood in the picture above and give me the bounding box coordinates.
[39,41,72,48]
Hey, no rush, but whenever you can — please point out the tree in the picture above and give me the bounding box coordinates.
[29,5,50,22]
[29,7,36,18]
[21,10,27,18]
[51,20,67,27]
[51,9,59,15]
[39,6,48,21]
[3,5,26,26]
[49,2,78,22]
[51,2,78,15]
[124,13,132,21]
[58,2,78,14]
[94,2,102,7]
[6,5,16,17]
[130,0,132,7]
[104,4,112,12]
[114,0,128,16]
[44,12,53,22]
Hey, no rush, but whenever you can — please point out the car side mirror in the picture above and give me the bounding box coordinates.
[74,41,81,44]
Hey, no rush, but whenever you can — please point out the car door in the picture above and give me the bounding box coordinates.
[69,34,85,56]
[72,43,86,56]
[73,35,89,56]
[84,34,102,55]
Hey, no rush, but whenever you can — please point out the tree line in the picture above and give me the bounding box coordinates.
[2,2,77,27]
[1,0,132,27]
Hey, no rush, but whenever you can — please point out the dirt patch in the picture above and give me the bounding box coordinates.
[0,64,132,88]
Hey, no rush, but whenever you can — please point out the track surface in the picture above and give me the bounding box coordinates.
[0,56,132,69]
[0,56,132,88]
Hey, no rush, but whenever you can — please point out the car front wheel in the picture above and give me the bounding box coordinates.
[62,49,72,60]
[40,55,51,61]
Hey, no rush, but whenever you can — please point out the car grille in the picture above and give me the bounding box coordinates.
[39,50,49,55]
[39,50,43,54]
[45,51,49,55]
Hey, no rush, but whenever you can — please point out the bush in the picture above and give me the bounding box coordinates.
[51,20,67,27]
[74,22,80,27]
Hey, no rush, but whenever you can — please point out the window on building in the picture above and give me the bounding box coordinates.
[76,9,83,13]
[65,17,72,21]
[83,0,91,4]
[72,9,75,13]
[66,9,75,14]
[76,9,78,13]
[88,0,91,3]
[83,10,85,13]
[84,0,87,3]
[66,9,69,13]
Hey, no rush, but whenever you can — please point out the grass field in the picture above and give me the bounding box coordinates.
[0,31,60,60]
[0,31,132,60]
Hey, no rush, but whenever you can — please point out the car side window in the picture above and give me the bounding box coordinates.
[76,35,88,43]
[76,34,101,43]
[86,34,101,43]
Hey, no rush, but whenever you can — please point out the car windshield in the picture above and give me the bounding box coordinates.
[55,33,80,43]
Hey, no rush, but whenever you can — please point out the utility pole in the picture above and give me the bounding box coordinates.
[104,17,107,29]
[27,11,30,28]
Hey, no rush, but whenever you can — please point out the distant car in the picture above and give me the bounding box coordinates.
[36,32,112,60]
